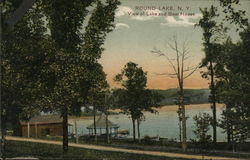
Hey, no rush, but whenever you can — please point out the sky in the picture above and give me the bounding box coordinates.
[98,0,250,89]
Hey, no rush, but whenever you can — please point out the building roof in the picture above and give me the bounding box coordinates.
[87,114,119,129]
[20,115,63,125]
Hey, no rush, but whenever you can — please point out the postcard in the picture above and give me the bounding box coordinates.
[1,0,250,159]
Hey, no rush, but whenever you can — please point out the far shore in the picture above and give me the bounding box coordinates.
[69,103,224,120]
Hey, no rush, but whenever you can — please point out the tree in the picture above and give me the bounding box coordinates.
[1,1,53,158]
[114,62,162,142]
[1,0,49,136]
[102,90,116,143]
[196,5,225,144]
[193,113,212,156]
[86,68,109,143]
[152,36,199,151]
[215,29,250,147]
[215,1,250,145]
[136,89,163,142]
[197,0,250,145]
[1,0,120,153]
[39,0,120,152]
[219,0,249,30]
[114,62,147,142]
[193,113,212,143]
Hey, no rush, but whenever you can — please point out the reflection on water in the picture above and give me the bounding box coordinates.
[69,104,226,142]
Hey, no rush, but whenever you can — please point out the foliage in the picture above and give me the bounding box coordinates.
[219,0,249,30]
[114,62,163,141]
[114,62,161,120]
[39,0,120,114]
[197,0,250,145]
[1,0,120,152]
[38,0,120,152]
[1,0,49,134]
[196,5,225,144]
[215,28,250,143]
[193,113,212,143]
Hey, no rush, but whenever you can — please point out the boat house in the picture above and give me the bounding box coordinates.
[20,114,72,138]
[87,114,119,136]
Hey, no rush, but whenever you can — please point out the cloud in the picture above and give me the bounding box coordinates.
[115,6,133,17]
[161,13,202,27]
[115,23,130,29]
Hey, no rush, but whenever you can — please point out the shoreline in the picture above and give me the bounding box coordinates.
[69,103,224,120]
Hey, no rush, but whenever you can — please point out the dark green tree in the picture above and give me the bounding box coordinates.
[86,67,109,143]
[39,0,120,152]
[197,0,250,148]
[196,6,225,144]
[215,29,250,146]
[114,62,162,142]
[193,113,212,143]
[193,113,212,155]
[1,0,49,136]
[219,0,249,30]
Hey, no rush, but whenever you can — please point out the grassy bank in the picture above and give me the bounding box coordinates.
[4,140,191,160]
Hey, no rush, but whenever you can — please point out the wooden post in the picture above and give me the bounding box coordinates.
[74,120,78,144]
[106,114,109,143]
[137,119,141,143]
[35,123,38,138]
[27,122,30,138]
[93,106,97,143]
[114,128,117,137]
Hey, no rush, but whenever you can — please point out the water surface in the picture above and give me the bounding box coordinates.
[69,104,226,142]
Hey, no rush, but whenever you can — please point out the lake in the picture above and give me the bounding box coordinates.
[69,104,227,142]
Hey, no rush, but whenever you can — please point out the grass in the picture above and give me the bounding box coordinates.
[4,140,192,160]
[22,136,250,159]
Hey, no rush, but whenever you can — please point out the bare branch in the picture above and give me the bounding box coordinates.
[183,63,201,79]
[183,65,200,72]
[151,48,178,75]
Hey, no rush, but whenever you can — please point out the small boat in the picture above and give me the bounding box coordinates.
[117,129,129,135]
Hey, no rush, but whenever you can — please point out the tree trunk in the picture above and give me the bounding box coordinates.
[12,118,22,136]
[137,119,141,143]
[0,114,7,159]
[178,105,182,144]
[106,113,109,143]
[132,118,136,142]
[93,106,97,143]
[210,62,217,144]
[225,104,231,143]
[62,106,68,152]
[180,87,187,152]
[179,119,182,144]
[181,104,187,151]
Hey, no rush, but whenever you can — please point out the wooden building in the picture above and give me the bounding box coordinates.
[87,114,119,136]
[20,115,72,138]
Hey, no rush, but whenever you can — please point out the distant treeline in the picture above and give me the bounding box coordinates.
[153,88,210,105]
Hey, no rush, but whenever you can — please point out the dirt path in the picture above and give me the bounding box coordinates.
[5,136,244,160]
